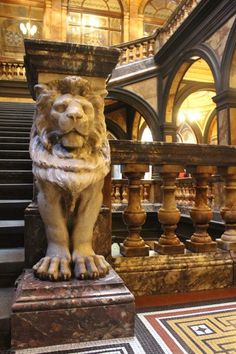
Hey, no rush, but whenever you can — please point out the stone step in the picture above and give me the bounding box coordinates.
[0,142,29,150]
[0,136,30,143]
[0,150,30,159]
[0,121,32,127]
[0,247,24,286]
[0,130,30,137]
[0,200,31,220]
[0,112,33,119]
[0,159,32,170]
[0,126,31,132]
[0,183,33,199]
[0,220,24,248]
[0,287,14,349]
[0,170,33,183]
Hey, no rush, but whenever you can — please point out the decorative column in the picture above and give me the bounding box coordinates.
[120,164,150,257]
[186,166,217,252]
[154,165,185,254]
[217,166,236,251]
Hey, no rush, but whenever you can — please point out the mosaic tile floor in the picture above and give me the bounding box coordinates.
[12,299,236,354]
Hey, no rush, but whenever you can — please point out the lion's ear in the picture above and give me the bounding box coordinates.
[34,84,49,99]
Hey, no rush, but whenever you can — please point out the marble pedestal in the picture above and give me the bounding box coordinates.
[11,269,135,349]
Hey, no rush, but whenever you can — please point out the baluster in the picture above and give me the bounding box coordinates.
[121,184,128,204]
[148,39,155,57]
[217,167,236,251]
[13,64,18,79]
[186,166,217,252]
[111,184,115,204]
[143,183,149,203]
[120,164,150,257]
[1,62,7,79]
[142,41,147,58]
[135,43,141,61]
[128,45,134,62]
[140,184,144,202]
[114,184,121,203]
[154,165,185,254]
[120,48,127,65]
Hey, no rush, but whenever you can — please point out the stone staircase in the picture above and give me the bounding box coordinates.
[0,101,34,287]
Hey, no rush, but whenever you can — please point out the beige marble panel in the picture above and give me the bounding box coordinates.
[205,15,236,64]
[124,77,158,113]
[218,108,229,145]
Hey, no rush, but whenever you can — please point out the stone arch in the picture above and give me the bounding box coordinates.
[107,87,161,141]
[163,45,220,126]
[106,119,127,139]
[221,18,236,89]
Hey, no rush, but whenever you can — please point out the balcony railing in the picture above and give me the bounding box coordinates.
[0,59,26,81]
[109,140,236,256]
[115,0,200,66]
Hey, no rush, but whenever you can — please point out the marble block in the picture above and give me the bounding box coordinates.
[112,250,233,296]
[11,269,135,349]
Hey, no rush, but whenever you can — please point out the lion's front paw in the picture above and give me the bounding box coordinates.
[33,256,72,281]
[73,255,110,280]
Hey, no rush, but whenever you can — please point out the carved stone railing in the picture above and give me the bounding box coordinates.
[110,140,236,256]
[112,178,154,204]
[176,174,224,212]
[115,0,201,66]
[0,58,26,80]
[115,35,157,65]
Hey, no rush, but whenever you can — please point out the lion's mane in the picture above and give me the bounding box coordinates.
[30,76,110,198]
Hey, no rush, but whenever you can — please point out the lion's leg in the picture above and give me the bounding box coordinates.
[72,179,110,279]
[33,180,72,281]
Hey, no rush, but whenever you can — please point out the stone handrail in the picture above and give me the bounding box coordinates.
[0,58,26,80]
[109,140,236,256]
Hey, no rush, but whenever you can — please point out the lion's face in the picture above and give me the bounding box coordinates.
[49,93,95,149]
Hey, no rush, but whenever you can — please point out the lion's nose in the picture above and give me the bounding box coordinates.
[67,107,83,120]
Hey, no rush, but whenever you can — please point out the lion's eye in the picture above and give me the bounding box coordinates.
[83,103,94,116]
[55,104,67,113]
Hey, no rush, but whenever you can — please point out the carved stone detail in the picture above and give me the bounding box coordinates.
[30,75,111,281]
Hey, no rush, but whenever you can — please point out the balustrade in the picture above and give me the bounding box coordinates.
[0,60,26,80]
[110,140,236,256]
[112,179,154,204]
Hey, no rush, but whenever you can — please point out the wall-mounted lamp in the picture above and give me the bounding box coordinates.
[20,22,37,37]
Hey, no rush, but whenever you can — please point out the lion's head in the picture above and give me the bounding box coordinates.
[30,76,110,195]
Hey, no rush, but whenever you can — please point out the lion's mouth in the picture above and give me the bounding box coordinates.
[61,131,85,149]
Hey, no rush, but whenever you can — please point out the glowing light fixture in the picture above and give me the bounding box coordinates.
[20,22,37,37]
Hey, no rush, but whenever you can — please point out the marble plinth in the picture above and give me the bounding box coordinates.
[120,243,150,257]
[112,250,233,296]
[11,269,135,349]
[217,238,236,251]
[186,240,217,253]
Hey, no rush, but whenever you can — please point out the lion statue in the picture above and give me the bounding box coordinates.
[30,76,110,281]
